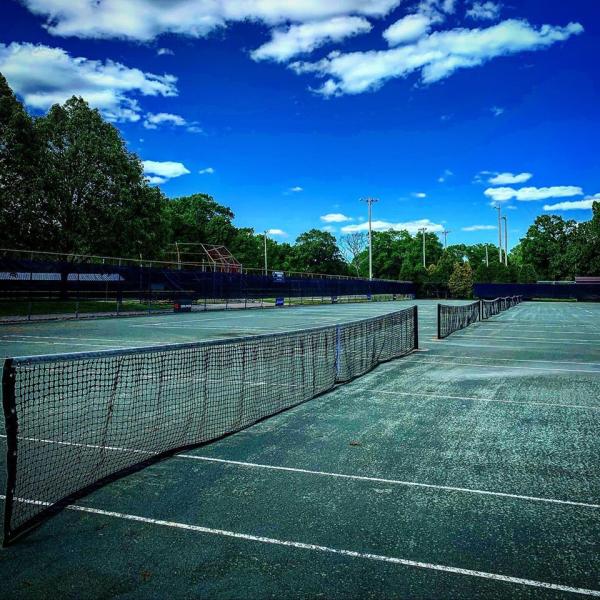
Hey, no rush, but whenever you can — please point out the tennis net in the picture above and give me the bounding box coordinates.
[437,301,481,339]
[439,295,523,338]
[2,306,418,545]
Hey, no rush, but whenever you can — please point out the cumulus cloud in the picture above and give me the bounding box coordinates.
[485,185,583,202]
[157,47,174,56]
[199,167,215,175]
[341,218,443,234]
[291,19,583,96]
[467,2,502,21]
[438,169,453,183]
[462,224,496,231]
[383,14,431,46]
[289,186,303,192]
[488,171,532,185]
[20,0,400,40]
[321,213,353,222]
[0,42,177,122]
[252,16,371,63]
[543,195,599,211]
[267,228,287,237]
[143,112,186,129]
[412,192,427,198]
[142,160,190,183]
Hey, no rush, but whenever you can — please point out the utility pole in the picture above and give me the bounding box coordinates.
[495,204,502,263]
[501,216,508,266]
[441,229,451,249]
[485,245,489,267]
[361,198,378,280]
[419,227,427,268]
[263,231,268,276]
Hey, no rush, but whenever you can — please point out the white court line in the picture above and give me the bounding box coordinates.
[2,334,155,344]
[427,340,593,352]
[414,354,600,368]
[4,434,598,508]
[0,339,125,349]
[459,333,600,344]
[407,358,600,374]
[473,327,600,336]
[352,388,600,411]
[2,496,598,597]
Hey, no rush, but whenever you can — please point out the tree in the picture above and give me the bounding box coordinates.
[340,232,368,276]
[520,215,577,280]
[35,96,168,258]
[0,73,47,249]
[518,263,538,283]
[448,262,474,298]
[289,229,348,275]
[567,201,600,276]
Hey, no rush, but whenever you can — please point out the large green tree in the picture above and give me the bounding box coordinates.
[520,215,578,280]
[35,96,168,258]
[0,73,47,249]
[289,229,348,275]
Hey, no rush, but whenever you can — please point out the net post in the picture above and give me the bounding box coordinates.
[437,303,441,339]
[2,359,17,546]
[334,325,342,381]
[412,305,419,349]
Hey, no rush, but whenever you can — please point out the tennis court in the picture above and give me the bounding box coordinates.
[0,300,599,599]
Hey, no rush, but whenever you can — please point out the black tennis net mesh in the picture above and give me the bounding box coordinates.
[438,296,523,338]
[437,301,480,339]
[2,307,418,545]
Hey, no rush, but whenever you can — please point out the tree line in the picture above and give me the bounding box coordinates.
[1,73,599,290]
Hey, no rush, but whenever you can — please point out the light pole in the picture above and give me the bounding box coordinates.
[501,216,508,266]
[485,245,489,267]
[495,204,502,263]
[419,227,427,268]
[361,198,378,280]
[263,231,268,276]
[442,229,451,249]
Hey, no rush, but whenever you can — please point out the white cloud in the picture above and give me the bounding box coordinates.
[0,42,177,122]
[467,2,502,21]
[462,224,496,231]
[199,167,215,175]
[146,175,167,185]
[21,0,400,40]
[321,213,352,222]
[157,47,174,56]
[267,228,287,237]
[438,169,453,183]
[142,160,190,180]
[485,185,583,202]
[322,225,336,233]
[383,14,431,46]
[488,171,532,185]
[252,16,371,63]
[412,192,427,198]
[143,112,186,129]
[341,218,443,234]
[289,186,303,192]
[490,105,504,116]
[291,19,583,96]
[543,195,599,211]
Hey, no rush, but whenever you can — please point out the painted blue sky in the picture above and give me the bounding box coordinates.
[1,0,599,249]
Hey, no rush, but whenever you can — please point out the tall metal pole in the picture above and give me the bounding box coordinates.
[361,198,378,280]
[485,245,489,267]
[442,229,451,248]
[419,227,427,268]
[502,216,508,266]
[495,205,502,263]
[263,231,268,275]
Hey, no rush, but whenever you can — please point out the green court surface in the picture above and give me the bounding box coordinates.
[0,301,599,599]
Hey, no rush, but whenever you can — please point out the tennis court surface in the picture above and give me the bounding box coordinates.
[0,300,599,599]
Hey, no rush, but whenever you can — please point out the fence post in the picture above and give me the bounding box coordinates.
[437,303,441,339]
[334,325,342,381]
[479,299,483,321]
